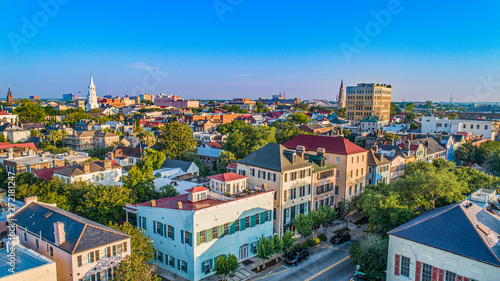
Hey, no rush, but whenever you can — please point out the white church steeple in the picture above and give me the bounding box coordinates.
[86,73,99,111]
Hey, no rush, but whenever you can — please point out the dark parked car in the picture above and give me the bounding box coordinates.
[330,232,351,245]
[285,248,309,266]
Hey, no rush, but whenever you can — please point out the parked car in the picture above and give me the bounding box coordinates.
[330,232,351,245]
[285,248,309,266]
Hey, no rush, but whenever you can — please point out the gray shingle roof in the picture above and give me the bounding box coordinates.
[388,201,500,267]
[416,137,446,155]
[53,160,121,177]
[12,202,130,254]
[236,143,313,172]
[162,158,195,172]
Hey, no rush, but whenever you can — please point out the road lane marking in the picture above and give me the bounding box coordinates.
[252,265,290,280]
[304,255,350,281]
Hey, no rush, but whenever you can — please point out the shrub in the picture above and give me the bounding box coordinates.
[301,242,309,249]
[312,238,321,245]
[307,239,316,247]
[318,234,327,242]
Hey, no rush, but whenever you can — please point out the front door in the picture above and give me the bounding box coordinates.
[239,244,249,260]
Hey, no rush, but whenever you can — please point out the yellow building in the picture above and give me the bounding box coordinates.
[345,83,391,125]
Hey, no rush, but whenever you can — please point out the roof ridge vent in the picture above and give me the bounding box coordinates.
[477,223,490,235]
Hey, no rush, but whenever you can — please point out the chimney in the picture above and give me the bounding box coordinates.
[405,140,410,150]
[177,201,183,209]
[372,145,378,152]
[83,162,90,173]
[296,145,305,158]
[106,151,114,160]
[150,199,156,207]
[378,154,384,161]
[104,159,112,170]
[53,222,66,246]
[390,139,395,146]
[24,196,38,205]
[317,148,325,157]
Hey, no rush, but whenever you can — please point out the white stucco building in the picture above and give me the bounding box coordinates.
[52,160,122,185]
[124,184,274,281]
[421,116,499,140]
[387,200,500,281]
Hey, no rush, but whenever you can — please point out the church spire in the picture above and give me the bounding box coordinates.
[90,73,94,87]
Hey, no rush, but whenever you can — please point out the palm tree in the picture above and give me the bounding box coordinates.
[58,130,68,147]
[48,130,59,146]
[139,131,156,148]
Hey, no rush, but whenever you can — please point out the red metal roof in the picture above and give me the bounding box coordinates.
[226,163,237,169]
[207,142,222,149]
[0,111,12,115]
[0,142,37,151]
[208,172,247,182]
[282,135,367,155]
[185,186,209,193]
[33,167,65,181]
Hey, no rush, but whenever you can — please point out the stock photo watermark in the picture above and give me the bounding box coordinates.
[340,0,406,63]
[130,63,170,96]
[464,74,500,103]
[213,0,243,21]
[7,0,70,53]
[6,171,17,273]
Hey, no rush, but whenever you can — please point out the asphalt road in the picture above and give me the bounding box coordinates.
[248,242,354,281]
[249,225,367,281]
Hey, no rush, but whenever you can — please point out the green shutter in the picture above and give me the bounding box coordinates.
[180,230,184,244]
[251,215,256,227]
[269,210,272,220]
[164,224,167,237]
[260,212,265,224]
[209,258,213,269]
[153,221,156,234]
[189,232,192,246]
[229,221,235,234]
[207,228,213,242]
[240,218,246,231]
[172,226,175,240]
[196,231,201,246]
[138,216,142,228]
[218,225,224,238]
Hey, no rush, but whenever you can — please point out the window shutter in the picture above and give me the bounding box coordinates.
[153,221,157,234]
[269,210,272,220]
[196,232,201,246]
[77,255,82,267]
[180,230,184,244]
[177,259,180,270]
[189,232,192,246]
[456,275,463,281]
[463,278,470,281]
[163,224,167,237]
[415,261,421,281]
[138,216,142,228]
[260,212,265,224]
[394,254,400,276]
[207,228,213,242]
[95,250,100,261]
[123,242,127,252]
[240,219,246,231]
[113,245,117,256]
[229,221,235,234]
[172,226,175,240]
[209,258,213,269]
[90,252,95,263]
[251,215,256,227]
[432,267,438,281]
[218,225,224,238]
[438,268,444,281]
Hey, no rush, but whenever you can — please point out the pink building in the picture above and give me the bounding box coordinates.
[154,95,199,108]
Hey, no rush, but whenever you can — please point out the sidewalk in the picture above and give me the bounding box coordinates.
[201,220,362,281]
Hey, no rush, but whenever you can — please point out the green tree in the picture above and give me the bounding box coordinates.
[487,152,500,177]
[108,222,156,261]
[281,230,296,255]
[158,184,180,198]
[48,130,60,146]
[292,213,314,241]
[337,108,346,118]
[454,141,478,166]
[156,122,197,159]
[215,150,237,173]
[454,166,500,193]
[0,135,6,142]
[270,121,316,144]
[409,123,419,131]
[139,148,166,170]
[317,206,338,235]
[405,102,415,112]
[383,133,399,144]
[13,99,46,123]
[256,235,274,269]
[272,235,284,260]
[179,151,207,176]
[30,129,42,138]
[405,112,416,123]
[476,140,500,164]
[213,254,240,281]
[288,112,310,125]
[69,182,131,225]
[230,104,241,113]
[123,165,157,203]
[342,129,352,141]
[113,255,161,281]
[221,123,276,159]
[139,131,156,148]
[339,198,356,230]
[349,234,388,281]
[448,113,459,119]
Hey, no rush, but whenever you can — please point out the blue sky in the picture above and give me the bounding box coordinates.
[1,0,499,102]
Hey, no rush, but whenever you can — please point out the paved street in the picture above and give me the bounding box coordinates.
[249,225,367,281]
